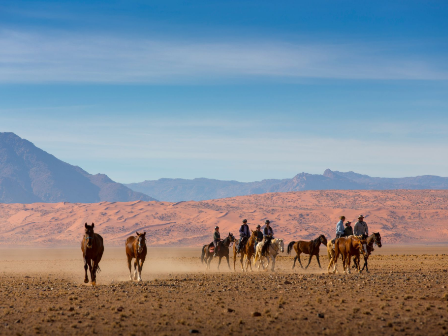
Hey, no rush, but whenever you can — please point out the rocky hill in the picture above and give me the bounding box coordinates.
[0,132,156,203]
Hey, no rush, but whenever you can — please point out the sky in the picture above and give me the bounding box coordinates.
[0,0,447,183]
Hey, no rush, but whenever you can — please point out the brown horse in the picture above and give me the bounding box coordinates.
[201,233,235,270]
[329,236,368,274]
[233,230,257,272]
[353,232,382,273]
[126,232,147,281]
[287,235,327,269]
[81,223,104,286]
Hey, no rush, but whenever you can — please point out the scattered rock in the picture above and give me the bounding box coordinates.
[252,312,262,317]
[189,329,200,334]
[227,308,235,313]
[284,280,292,285]
[318,313,325,318]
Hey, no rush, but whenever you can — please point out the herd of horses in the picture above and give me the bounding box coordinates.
[81,222,382,286]
[200,230,382,274]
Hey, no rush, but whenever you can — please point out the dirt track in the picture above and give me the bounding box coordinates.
[1,247,448,335]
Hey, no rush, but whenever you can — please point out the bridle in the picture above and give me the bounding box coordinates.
[85,233,94,248]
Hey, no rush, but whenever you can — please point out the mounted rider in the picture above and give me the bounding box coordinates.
[354,215,368,239]
[344,221,353,236]
[254,224,264,252]
[261,220,274,256]
[336,216,346,239]
[213,226,221,257]
[236,219,250,254]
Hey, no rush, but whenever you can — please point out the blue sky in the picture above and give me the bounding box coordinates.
[0,0,447,182]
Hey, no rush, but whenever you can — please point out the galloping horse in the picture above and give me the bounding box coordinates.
[353,232,382,273]
[81,223,104,286]
[287,235,327,269]
[126,232,147,281]
[328,236,368,274]
[201,233,235,270]
[233,230,257,272]
[254,238,285,271]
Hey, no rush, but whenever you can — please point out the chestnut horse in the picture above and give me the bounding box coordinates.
[233,230,257,272]
[287,235,327,269]
[81,223,104,286]
[126,232,147,281]
[353,232,382,273]
[201,233,235,270]
[328,236,368,274]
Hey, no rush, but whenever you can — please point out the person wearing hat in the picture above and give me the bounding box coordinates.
[261,220,274,256]
[336,216,346,239]
[354,215,368,238]
[344,221,353,237]
[254,224,264,252]
[236,219,250,254]
[213,226,221,257]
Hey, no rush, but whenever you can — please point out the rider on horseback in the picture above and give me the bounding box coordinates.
[213,226,221,257]
[236,219,250,254]
[344,221,353,236]
[354,215,368,239]
[254,224,264,252]
[261,220,274,256]
[331,216,346,245]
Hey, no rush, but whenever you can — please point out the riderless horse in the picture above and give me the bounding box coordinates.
[328,236,368,274]
[81,223,104,286]
[254,237,285,271]
[126,231,147,281]
[287,235,327,269]
[201,233,235,270]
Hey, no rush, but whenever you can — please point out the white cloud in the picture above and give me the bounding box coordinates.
[0,29,447,83]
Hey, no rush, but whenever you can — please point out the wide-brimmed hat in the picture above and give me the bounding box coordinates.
[345,221,352,226]
[358,215,364,219]
[265,220,270,224]
[215,226,219,229]
[242,219,247,223]
[256,225,261,228]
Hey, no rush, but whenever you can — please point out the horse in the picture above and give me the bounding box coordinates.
[254,238,285,271]
[125,231,147,281]
[328,236,368,274]
[233,230,257,272]
[287,235,327,269]
[81,223,104,286]
[201,233,235,270]
[353,232,382,273]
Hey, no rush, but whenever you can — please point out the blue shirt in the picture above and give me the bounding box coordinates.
[336,220,345,235]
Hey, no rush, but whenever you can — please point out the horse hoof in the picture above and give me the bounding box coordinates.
[138,278,142,282]
[91,281,96,286]
[84,279,89,284]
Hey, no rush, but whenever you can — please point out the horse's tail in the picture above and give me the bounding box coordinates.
[287,241,295,255]
[201,245,206,264]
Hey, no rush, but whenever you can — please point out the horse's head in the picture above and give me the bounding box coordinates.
[373,232,382,248]
[136,231,147,254]
[228,232,235,242]
[84,223,95,248]
[276,238,285,253]
[319,235,328,246]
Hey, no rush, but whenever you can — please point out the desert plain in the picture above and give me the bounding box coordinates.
[1,190,448,335]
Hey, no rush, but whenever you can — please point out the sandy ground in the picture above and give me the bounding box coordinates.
[1,246,448,335]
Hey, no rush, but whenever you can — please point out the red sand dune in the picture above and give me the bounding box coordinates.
[0,190,447,247]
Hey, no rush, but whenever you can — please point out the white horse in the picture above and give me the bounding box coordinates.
[254,238,285,271]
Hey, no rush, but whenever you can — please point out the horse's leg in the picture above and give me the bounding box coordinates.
[87,258,94,283]
[292,253,298,270]
[271,255,276,272]
[127,255,133,281]
[137,258,144,281]
[346,255,352,274]
[217,256,222,270]
[83,257,89,283]
[297,253,304,269]
[316,254,322,269]
[226,255,230,270]
[133,259,138,280]
[240,254,245,272]
[305,254,313,269]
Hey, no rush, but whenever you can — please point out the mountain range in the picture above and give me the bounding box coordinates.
[0,132,156,203]
[126,169,448,202]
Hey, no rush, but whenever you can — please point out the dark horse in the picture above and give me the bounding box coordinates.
[353,232,382,273]
[287,235,327,269]
[126,231,147,281]
[81,223,104,286]
[201,233,235,270]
